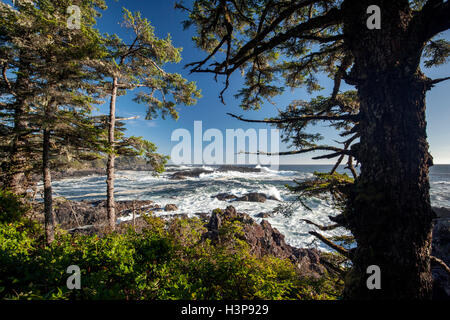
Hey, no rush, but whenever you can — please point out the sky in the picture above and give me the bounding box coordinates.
[7,0,450,164]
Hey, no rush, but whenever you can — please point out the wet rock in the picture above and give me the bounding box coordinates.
[213,193,238,201]
[255,212,272,218]
[236,192,279,203]
[170,168,213,180]
[236,193,267,203]
[217,165,261,173]
[164,204,178,212]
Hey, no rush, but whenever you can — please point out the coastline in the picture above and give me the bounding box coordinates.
[30,196,450,298]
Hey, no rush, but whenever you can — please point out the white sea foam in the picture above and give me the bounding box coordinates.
[262,186,283,201]
[48,166,450,251]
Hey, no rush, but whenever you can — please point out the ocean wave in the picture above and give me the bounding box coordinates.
[48,168,450,251]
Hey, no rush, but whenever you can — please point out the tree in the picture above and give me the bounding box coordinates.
[0,0,107,243]
[101,9,201,231]
[0,1,36,195]
[178,0,450,299]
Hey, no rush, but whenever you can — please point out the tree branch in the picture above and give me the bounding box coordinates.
[240,146,352,157]
[193,7,343,76]
[425,76,450,90]
[431,256,450,275]
[227,8,343,74]
[309,231,352,259]
[2,63,14,95]
[410,0,450,44]
[227,112,357,123]
[236,0,329,60]
[298,34,344,43]
[302,219,340,231]
[312,150,353,160]
[346,155,358,179]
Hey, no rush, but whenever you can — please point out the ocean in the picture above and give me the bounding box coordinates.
[49,164,450,251]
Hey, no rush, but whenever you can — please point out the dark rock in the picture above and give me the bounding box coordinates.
[35,199,157,230]
[217,165,261,173]
[204,205,327,278]
[170,168,213,180]
[213,193,238,201]
[236,193,268,203]
[164,204,178,212]
[235,193,280,203]
[205,210,221,241]
[292,247,326,278]
[255,212,272,218]
[195,212,211,222]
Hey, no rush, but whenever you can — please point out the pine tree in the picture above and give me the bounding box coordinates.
[101,9,201,231]
[178,0,450,299]
[0,0,107,243]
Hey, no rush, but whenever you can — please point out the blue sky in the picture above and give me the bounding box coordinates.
[9,0,450,164]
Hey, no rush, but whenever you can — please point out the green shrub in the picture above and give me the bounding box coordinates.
[0,214,343,300]
[0,189,29,224]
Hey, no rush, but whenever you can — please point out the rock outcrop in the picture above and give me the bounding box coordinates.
[204,205,327,278]
[169,168,213,180]
[255,212,273,218]
[212,193,238,201]
[212,192,279,203]
[164,204,178,212]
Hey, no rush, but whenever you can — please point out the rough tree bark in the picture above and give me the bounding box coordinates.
[106,76,118,231]
[43,127,55,244]
[342,0,434,299]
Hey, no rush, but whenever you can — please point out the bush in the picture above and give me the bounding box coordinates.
[0,214,343,300]
[0,189,29,224]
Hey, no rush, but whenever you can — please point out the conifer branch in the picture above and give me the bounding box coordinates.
[309,231,352,259]
[227,112,357,123]
[431,256,450,275]
[302,219,340,231]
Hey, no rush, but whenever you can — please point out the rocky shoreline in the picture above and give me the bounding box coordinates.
[31,198,450,297]
[32,199,328,279]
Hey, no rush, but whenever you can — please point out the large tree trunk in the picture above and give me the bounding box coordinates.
[43,128,55,244]
[345,72,434,300]
[342,0,434,299]
[106,77,118,231]
[4,56,31,195]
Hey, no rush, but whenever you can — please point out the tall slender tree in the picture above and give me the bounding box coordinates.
[178,0,450,299]
[102,9,201,231]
